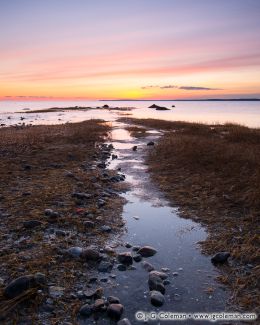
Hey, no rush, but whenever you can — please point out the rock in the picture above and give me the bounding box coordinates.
[150,270,168,280]
[103,104,109,108]
[172,272,179,276]
[79,304,93,317]
[148,273,165,294]
[112,154,118,160]
[117,319,132,325]
[161,268,170,272]
[132,246,141,251]
[100,277,108,282]
[163,279,171,285]
[142,261,154,272]
[147,141,155,146]
[82,248,100,261]
[84,287,103,299]
[117,264,127,271]
[107,296,120,304]
[138,246,157,257]
[132,146,137,151]
[49,286,64,299]
[150,290,165,307]
[84,221,95,228]
[23,220,42,229]
[211,252,230,264]
[55,229,66,237]
[133,254,142,262]
[66,247,83,258]
[94,298,105,311]
[104,245,116,254]
[125,242,132,248]
[100,225,112,233]
[148,104,169,110]
[4,273,46,299]
[107,303,124,320]
[117,252,133,265]
[71,192,92,200]
[98,261,113,272]
[44,209,59,220]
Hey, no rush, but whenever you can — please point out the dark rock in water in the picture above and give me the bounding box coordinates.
[97,162,106,169]
[103,104,109,108]
[82,248,100,261]
[98,261,113,272]
[117,264,127,271]
[23,164,32,170]
[79,304,93,317]
[142,261,154,272]
[148,104,170,110]
[23,220,42,229]
[112,154,118,160]
[125,242,132,248]
[163,279,171,285]
[4,273,46,299]
[132,246,141,252]
[150,290,165,307]
[211,252,230,264]
[107,303,124,320]
[55,229,66,237]
[150,270,168,280]
[132,146,137,151]
[107,296,120,304]
[117,252,133,265]
[148,273,165,294]
[118,319,132,325]
[100,225,112,233]
[147,141,155,146]
[138,246,157,257]
[133,254,142,262]
[172,105,175,107]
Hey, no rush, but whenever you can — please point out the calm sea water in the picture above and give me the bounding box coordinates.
[0,100,260,127]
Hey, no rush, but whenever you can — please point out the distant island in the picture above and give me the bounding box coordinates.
[100,98,260,102]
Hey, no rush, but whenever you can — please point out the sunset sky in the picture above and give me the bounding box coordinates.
[1,0,260,100]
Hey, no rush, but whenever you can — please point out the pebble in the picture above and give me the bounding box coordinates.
[142,261,155,272]
[100,225,112,233]
[23,220,42,229]
[79,304,93,317]
[117,319,132,325]
[150,290,165,307]
[49,286,64,299]
[172,272,179,276]
[98,261,113,272]
[133,254,142,262]
[66,247,83,258]
[117,264,127,271]
[138,246,157,257]
[107,303,124,320]
[107,296,120,304]
[211,252,230,264]
[117,252,133,265]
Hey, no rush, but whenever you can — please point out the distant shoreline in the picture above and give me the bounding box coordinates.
[100,98,260,102]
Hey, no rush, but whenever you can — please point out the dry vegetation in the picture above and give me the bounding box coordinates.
[122,118,260,313]
[0,120,125,323]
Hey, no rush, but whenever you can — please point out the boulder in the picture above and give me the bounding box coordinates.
[4,273,46,299]
[107,296,120,304]
[79,304,93,317]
